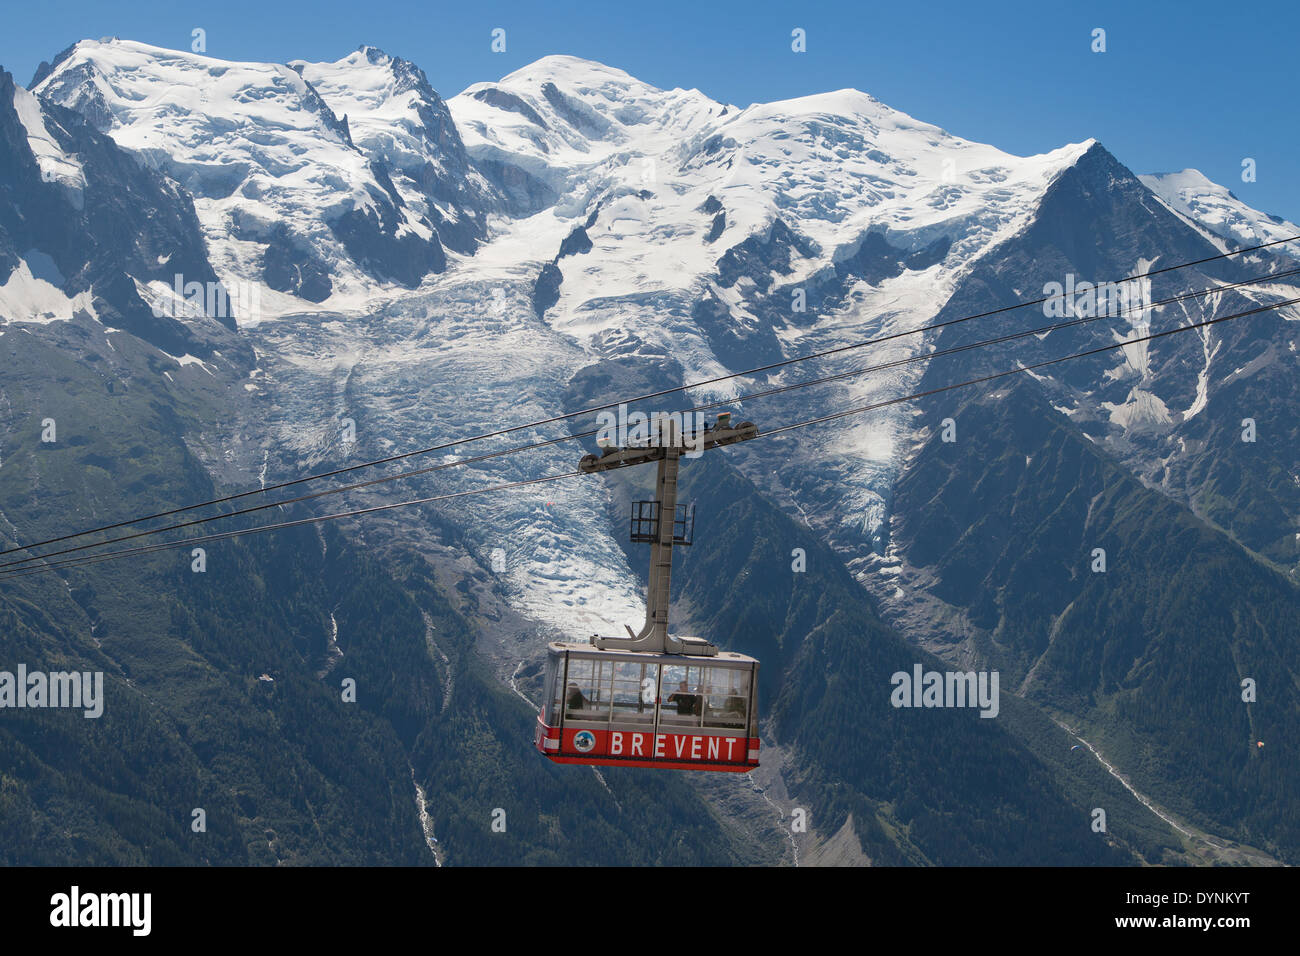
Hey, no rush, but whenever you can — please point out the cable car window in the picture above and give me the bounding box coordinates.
[659,663,705,727]
[610,660,656,724]
[564,658,612,721]
[701,665,749,730]
[543,655,563,724]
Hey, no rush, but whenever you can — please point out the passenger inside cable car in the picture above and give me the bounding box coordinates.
[666,680,698,716]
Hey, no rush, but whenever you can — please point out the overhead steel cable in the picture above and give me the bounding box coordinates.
[681,266,1300,418]
[2,267,1293,572]
[760,295,1300,438]
[3,293,1295,581]
[2,233,1296,561]
[0,430,600,571]
[0,473,586,580]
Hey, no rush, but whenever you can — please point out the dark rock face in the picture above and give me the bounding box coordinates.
[802,230,953,316]
[358,49,495,255]
[905,142,1298,567]
[532,261,563,317]
[834,231,910,286]
[297,75,354,147]
[878,142,1300,861]
[705,211,725,243]
[261,224,333,302]
[331,203,446,290]
[702,217,959,366]
[716,218,819,292]
[532,223,593,317]
[0,69,234,356]
[690,289,784,369]
[556,224,592,259]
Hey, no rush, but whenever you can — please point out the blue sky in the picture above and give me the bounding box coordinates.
[4,0,1295,220]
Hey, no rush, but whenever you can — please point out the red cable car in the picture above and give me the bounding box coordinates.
[535,414,762,772]
[536,643,760,772]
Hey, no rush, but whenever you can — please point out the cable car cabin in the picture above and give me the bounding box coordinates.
[538,413,763,772]
[536,642,760,772]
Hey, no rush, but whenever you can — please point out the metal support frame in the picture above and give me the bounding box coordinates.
[577,415,758,656]
[630,500,693,545]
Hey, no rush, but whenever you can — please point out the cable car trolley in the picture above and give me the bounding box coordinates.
[536,413,761,772]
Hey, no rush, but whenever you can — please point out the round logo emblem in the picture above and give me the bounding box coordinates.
[573,731,596,753]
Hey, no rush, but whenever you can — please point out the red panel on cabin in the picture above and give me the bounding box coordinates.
[553,728,759,764]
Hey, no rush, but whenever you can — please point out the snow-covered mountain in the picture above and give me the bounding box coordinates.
[450,53,1093,361]
[8,40,1297,647]
[33,39,468,312]
[1141,168,1300,253]
[446,54,1102,571]
[452,54,727,217]
[290,46,495,256]
[0,65,242,359]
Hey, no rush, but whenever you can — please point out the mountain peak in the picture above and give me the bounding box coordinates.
[1143,167,1216,190]
[499,54,640,90]
[1140,168,1300,248]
